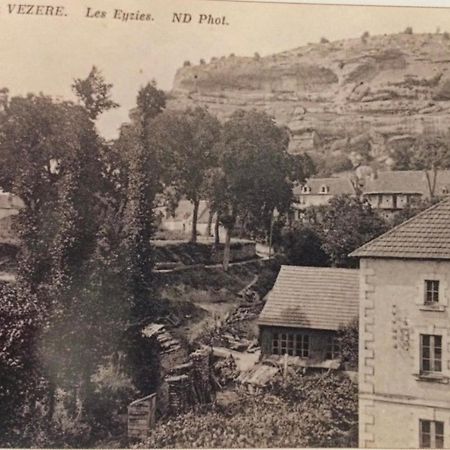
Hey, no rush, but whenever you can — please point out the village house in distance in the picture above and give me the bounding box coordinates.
[352,198,450,448]
[294,169,450,220]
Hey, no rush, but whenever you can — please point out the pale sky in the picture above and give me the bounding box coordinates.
[3,0,450,138]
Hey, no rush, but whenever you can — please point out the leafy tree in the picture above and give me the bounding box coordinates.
[0,93,112,443]
[411,135,450,199]
[214,110,295,270]
[321,195,387,268]
[0,284,45,446]
[150,107,221,242]
[390,134,450,200]
[72,66,119,120]
[117,83,167,395]
[133,80,166,129]
[278,224,329,267]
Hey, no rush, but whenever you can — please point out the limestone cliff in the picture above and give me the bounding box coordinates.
[168,33,450,168]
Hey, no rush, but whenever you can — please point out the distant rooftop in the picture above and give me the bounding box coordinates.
[363,170,450,196]
[293,177,356,196]
[258,265,359,331]
[351,198,450,260]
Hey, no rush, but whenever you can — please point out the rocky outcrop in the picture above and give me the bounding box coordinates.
[168,33,450,167]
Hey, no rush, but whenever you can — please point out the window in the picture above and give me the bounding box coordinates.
[320,185,329,194]
[392,194,397,209]
[272,332,309,357]
[425,280,440,305]
[302,185,311,194]
[420,334,442,373]
[325,335,340,359]
[420,419,444,448]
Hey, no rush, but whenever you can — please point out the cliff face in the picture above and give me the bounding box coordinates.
[168,33,450,168]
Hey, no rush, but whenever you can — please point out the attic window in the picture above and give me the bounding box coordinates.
[302,185,311,194]
[320,185,330,194]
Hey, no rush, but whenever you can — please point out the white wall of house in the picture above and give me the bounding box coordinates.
[359,257,450,448]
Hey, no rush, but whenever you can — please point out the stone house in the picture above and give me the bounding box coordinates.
[292,177,357,219]
[351,199,450,448]
[258,265,359,368]
[362,170,450,220]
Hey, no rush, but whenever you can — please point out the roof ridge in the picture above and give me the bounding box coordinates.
[280,265,359,272]
[350,198,450,258]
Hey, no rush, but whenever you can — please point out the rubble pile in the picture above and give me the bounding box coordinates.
[201,286,265,352]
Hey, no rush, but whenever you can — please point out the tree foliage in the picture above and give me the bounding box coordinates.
[213,110,296,269]
[150,107,221,242]
[72,66,119,120]
[278,224,329,267]
[321,195,387,268]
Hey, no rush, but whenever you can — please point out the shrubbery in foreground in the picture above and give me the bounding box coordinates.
[144,371,357,448]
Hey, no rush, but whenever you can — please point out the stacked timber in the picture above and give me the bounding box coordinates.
[165,374,194,415]
[190,347,214,404]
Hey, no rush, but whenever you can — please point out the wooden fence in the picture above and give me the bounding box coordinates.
[127,393,157,441]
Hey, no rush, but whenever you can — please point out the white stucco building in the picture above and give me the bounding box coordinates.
[351,199,450,448]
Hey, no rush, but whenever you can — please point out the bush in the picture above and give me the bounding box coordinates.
[199,58,206,65]
[337,318,359,370]
[443,31,450,40]
[254,52,261,61]
[183,60,191,67]
[320,37,330,44]
[404,26,413,34]
[268,371,358,447]
[144,372,358,448]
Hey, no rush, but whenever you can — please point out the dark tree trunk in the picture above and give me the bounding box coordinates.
[206,207,214,237]
[191,199,199,243]
[223,226,232,272]
[214,214,220,247]
[46,379,56,423]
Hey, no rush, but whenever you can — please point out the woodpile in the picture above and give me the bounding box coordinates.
[190,347,214,404]
[164,347,215,415]
[165,374,195,415]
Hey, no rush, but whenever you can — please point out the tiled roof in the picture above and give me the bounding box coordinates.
[293,177,356,196]
[350,198,450,259]
[258,266,359,331]
[363,170,450,196]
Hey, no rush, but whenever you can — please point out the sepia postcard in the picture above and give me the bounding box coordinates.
[3,0,450,448]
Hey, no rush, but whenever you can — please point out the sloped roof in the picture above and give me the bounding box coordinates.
[293,177,356,196]
[258,266,359,331]
[350,198,450,259]
[363,170,450,195]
